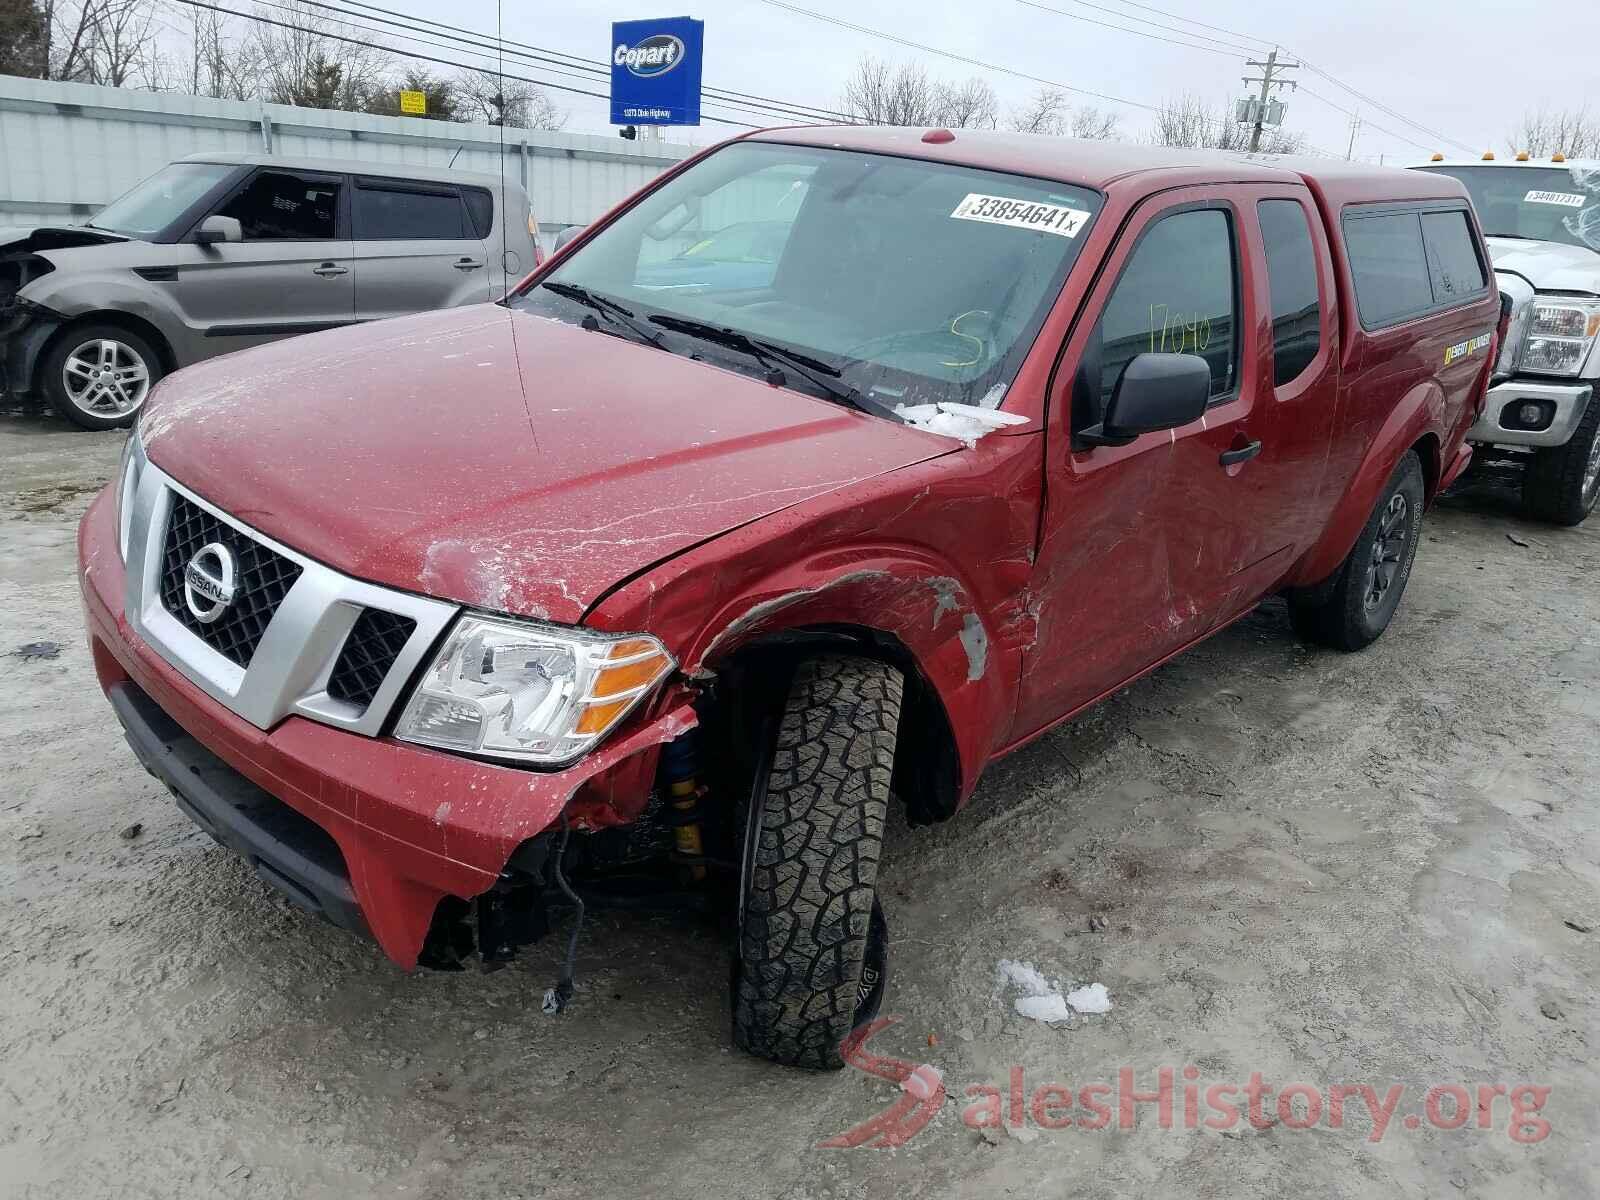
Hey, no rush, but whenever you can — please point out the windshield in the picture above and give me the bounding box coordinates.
[1416,165,1600,254]
[514,141,1103,413]
[92,162,237,239]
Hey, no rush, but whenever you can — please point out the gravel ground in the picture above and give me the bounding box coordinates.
[2,407,1596,1199]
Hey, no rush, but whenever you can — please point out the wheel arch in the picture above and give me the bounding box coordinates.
[1287,384,1440,589]
[707,622,964,826]
[42,309,178,377]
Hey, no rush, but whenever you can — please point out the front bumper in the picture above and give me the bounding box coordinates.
[1467,379,1592,448]
[78,488,696,968]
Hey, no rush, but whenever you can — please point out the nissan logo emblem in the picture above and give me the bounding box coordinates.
[183,542,237,624]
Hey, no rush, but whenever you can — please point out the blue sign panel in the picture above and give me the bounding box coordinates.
[610,16,704,126]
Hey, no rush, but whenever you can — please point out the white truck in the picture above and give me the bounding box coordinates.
[1413,157,1600,524]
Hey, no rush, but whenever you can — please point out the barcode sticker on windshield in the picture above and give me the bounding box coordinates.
[1524,190,1587,207]
[951,193,1091,237]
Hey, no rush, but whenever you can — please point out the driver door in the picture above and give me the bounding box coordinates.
[1011,188,1270,742]
[173,167,355,357]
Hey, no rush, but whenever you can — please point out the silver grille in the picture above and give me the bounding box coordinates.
[122,457,457,736]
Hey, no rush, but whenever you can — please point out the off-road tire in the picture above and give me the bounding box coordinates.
[41,322,164,431]
[732,654,902,1070]
[1288,451,1425,652]
[1522,395,1600,526]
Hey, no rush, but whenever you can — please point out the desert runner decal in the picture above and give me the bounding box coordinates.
[1443,331,1493,366]
[951,194,1091,237]
[1524,190,1587,208]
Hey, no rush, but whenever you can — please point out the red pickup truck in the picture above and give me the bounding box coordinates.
[79,129,1498,1070]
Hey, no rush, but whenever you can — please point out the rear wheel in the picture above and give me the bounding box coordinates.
[1288,451,1425,651]
[1522,397,1600,525]
[41,323,162,431]
[732,654,901,1069]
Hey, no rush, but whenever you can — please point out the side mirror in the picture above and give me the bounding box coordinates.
[194,215,242,246]
[1079,352,1212,447]
[552,225,585,252]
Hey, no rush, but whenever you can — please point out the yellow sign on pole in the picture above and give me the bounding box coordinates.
[399,90,427,115]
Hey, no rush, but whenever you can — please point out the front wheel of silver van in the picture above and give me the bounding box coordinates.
[1287,451,1425,652]
[42,325,163,431]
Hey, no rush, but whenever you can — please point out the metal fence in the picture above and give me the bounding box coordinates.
[0,74,695,232]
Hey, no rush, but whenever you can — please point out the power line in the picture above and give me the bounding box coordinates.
[1080,0,1275,48]
[201,0,841,128]
[1297,86,1436,155]
[760,0,1167,115]
[1079,0,1472,152]
[168,0,770,126]
[321,0,855,124]
[758,0,1339,154]
[1016,0,1259,57]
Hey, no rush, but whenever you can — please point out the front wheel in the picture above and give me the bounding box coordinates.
[732,654,901,1069]
[1288,451,1425,652]
[41,324,163,431]
[1522,396,1600,525]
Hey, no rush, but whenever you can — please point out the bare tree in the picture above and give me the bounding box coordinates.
[936,76,998,130]
[1148,93,1303,154]
[49,0,160,86]
[840,55,943,126]
[0,0,49,77]
[1507,106,1600,159]
[453,69,566,130]
[1069,105,1120,141]
[1009,86,1069,135]
[185,5,260,100]
[250,0,389,111]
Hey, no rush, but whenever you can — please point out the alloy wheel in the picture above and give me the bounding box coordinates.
[1363,492,1410,612]
[61,338,151,419]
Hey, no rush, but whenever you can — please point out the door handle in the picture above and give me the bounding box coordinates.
[312,262,349,277]
[453,257,485,270]
[1219,439,1263,467]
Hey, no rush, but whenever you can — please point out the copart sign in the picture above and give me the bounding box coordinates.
[610,17,704,126]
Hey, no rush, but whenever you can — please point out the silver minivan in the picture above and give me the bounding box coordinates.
[0,153,536,429]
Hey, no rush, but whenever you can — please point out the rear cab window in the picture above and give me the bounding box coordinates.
[1257,199,1323,386]
[1343,203,1489,329]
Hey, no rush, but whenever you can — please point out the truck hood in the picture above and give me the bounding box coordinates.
[140,305,956,624]
[1486,235,1600,294]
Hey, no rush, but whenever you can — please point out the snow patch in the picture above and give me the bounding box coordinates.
[995,958,1112,1024]
[894,401,1029,448]
[1066,982,1113,1015]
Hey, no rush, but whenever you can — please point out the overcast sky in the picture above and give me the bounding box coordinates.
[383,0,1595,163]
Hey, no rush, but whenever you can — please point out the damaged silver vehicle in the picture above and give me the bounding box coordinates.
[1,153,533,430]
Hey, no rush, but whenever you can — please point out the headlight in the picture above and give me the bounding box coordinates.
[1522,299,1600,377]
[394,615,674,766]
[115,430,146,561]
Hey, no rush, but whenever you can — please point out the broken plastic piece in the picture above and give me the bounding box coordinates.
[895,402,1030,448]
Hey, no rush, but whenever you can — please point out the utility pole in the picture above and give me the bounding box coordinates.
[1243,47,1299,153]
[1345,111,1362,160]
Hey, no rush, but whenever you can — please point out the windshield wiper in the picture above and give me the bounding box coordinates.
[541,281,666,349]
[646,314,902,421]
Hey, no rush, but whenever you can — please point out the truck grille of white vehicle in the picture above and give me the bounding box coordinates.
[123,461,458,736]
[159,494,303,668]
